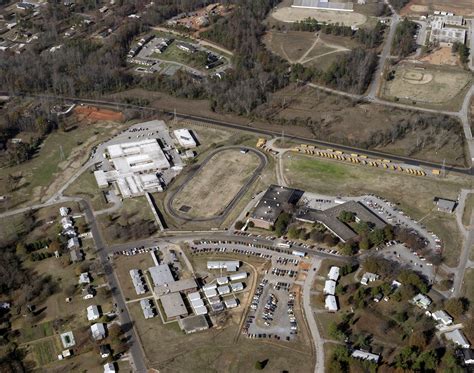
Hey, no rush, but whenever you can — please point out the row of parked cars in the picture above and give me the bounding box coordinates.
[114,246,156,256]
[262,293,278,327]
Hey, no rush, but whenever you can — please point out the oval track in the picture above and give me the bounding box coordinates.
[166,146,267,222]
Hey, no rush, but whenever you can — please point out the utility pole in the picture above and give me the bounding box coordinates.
[441,159,446,178]
[282,129,285,146]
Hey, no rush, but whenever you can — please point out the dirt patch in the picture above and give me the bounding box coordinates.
[264,30,318,63]
[402,0,474,16]
[419,47,460,66]
[171,149,261,219]
[382,62,471,107]
[74,106,124,122]
[271,7,367,26]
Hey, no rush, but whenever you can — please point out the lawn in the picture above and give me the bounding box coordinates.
[283,153,467,265]
[19,321,54,343]
[462,269,474,304]
[64,169,109,211]
[462,193,474,227]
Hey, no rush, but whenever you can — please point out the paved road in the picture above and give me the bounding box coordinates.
[81,199,148,373]
[451,189,474,297]
[367,9,400,100]
[165,146,267,222]
[302,257,324,373]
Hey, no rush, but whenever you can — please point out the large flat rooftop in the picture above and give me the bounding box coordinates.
[250,185,301,224]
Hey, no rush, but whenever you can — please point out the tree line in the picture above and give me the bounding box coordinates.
[392,18,418,57]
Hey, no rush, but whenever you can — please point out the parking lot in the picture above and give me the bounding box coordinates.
[379,243,435,282]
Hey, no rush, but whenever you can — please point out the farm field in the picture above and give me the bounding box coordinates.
[271,6,367,27]
[171,149,261,219]
[381,62,472,110]
[282,153,468,265]
[259,84,467,166]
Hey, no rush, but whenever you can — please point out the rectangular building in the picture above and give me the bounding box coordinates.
[149,264,175,287]
[173,129,197,148]
[178,315,209,334]
[249,185,301,229]
[160,292,188,320]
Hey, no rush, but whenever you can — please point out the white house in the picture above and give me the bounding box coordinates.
[103,362,116,373]
[61,217,73,229]
[328,266,340,281]
[79,272,91,285]
[91,323,107,341]
[412,293,432,309]
[59,207,69,216]
[444,329,470,348]
[324,280,336,295]
[67,237,80,250]
[325,295,338,312]
[360,272,379,286]
[86,305,101,321]
[432,310,453,326]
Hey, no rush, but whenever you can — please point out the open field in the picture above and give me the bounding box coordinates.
[462,269,474,304]
[64,168,109,211]
[0,116,125,212]
[381,63,472,109]
[419,47,460,66]
[171,149,261,219]
[401,0,474,16]
[260,84,467,166]
[271,7,367,27]
[462,193,474,228]
[283,153,468,265]
[263,30,350,68]
[98,196,157,244]
[129,298,313,373]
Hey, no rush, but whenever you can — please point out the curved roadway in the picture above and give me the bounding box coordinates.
[166,145,267,222]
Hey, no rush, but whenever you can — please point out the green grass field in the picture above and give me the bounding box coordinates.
[462,193,474,227]
[31,338,58,366]
[19,321,54,343]
[64,169,108,211]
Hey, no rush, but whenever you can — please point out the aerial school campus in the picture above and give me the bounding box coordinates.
[0,0,474,372]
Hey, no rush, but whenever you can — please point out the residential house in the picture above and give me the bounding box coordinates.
[86,305,101,321]
[90,323,107,341]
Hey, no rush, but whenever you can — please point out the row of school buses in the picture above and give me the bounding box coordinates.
[256,138,442,177]
[293,144,430,176]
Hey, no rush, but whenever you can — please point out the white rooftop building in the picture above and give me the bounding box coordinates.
[230,282,244,292]
[207,261,240,272]
[325,295,338,312]
[360,272,379,286]
[412,293,432,309]
[444,329,470,348]
[86,305,101,321]
[103,362,116,373]
[328,266,340,281]
[224,298,238,309]
[79,272,91,284]
[90,323,106,340]
[94,170,109,188]
[229,272,247,281]
[59,207,69,216]
[432,310,453,326]
[174,129,197,148]
[324,280,337,295]
[351,349,380,363]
